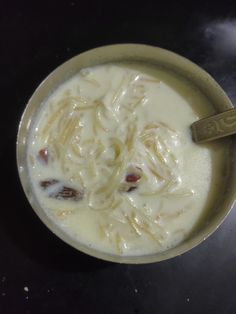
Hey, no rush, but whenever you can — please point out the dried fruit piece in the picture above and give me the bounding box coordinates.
[126,173,141,182]
[50,186,83,201]
[40,179,83,201]
[38,148,49,164]
[127,186,137,193]
[119,166,143,192]
[119,184,137,193]
[40,179,59,189]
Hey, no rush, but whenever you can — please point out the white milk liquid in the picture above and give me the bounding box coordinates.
[27,63,228,256]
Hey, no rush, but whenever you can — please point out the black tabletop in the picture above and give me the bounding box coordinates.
[1,1,236,313]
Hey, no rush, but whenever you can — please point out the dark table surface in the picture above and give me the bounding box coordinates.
[1,0,236,313]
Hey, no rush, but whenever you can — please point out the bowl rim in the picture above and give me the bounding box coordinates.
[16,43,236,264]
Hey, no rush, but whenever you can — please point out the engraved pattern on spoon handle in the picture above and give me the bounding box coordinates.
[191,108,236,143]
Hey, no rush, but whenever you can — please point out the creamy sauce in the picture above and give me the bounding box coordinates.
[27,63,228,256]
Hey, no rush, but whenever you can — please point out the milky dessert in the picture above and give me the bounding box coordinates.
[27,63,228,256]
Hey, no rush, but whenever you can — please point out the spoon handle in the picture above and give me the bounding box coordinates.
[191,108,236,143]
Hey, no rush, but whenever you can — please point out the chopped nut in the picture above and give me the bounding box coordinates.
[57,210,73,218]
[50,186,83,201]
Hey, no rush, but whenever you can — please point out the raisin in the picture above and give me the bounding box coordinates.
[40,179,59,189]
[38,148,49,164]
[125,173,141,182]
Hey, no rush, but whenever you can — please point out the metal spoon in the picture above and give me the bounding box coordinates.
[191,108,236,143]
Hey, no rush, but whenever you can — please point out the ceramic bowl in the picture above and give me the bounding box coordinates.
[17,44,236,263]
